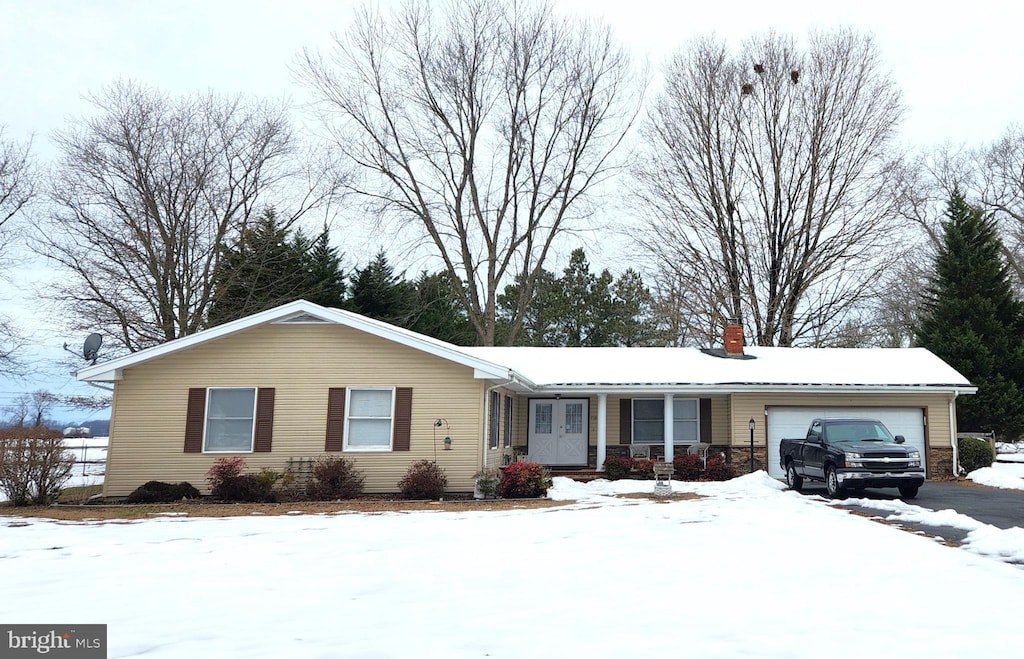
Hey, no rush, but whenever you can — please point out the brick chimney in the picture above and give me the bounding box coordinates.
[723,322,744,356]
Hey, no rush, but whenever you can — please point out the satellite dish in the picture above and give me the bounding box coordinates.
[83,333,103,364]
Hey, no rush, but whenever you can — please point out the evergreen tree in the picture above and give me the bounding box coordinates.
[302,227,347,308]
[207,208,308,327]
[550,248,616,346]
[612,269,660,346]
[406,272,475,344]
[348,250,415,326]
[916,190,1024,439]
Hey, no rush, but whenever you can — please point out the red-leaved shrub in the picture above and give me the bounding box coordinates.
[673,453,704,481]
[602,455,633,480]
[307,456,365,500]
[631,458,655,479]
[497,461,551,498]
[701,455,736,481]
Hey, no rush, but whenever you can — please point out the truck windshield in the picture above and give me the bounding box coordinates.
[825,421,895,443]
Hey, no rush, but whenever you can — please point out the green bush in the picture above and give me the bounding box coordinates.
[958,436,995,474]
[602,455,633,480]
[126,481,201,503]
[497,461,551,498]
[473,467,500,499]
[307,456,365,500]
[397,460,448,500]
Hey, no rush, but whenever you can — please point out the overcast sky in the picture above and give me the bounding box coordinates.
[1,0,1022,419]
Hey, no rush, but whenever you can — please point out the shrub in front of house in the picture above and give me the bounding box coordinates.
[473,467,500,499]
[307,455,365,500]
[700,455,736,481]
[0,429,75,506]
[602,455,633,480]
[125,480,201,503]
[497,461,551,498]
[673,454,704,481]
[206,457,276,502]
[397,460,448,500]
[958,436,995,474]
[631,458,655,479]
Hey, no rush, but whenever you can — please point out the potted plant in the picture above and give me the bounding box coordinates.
[473,467,500,499]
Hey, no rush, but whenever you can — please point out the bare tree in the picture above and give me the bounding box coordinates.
[978,125,1024,284]
[0,127,35,375]
[633,31,904,346]
[36,80,340,352]
[297,0,642,345]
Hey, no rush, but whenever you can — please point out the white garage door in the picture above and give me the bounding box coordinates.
[766,407,927,479]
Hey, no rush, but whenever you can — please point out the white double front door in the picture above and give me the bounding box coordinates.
[528,399,589,466]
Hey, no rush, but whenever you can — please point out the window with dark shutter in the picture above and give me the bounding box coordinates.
[325,387,346,451]
[700,398,712,444]
[253,388,275,452]
[184,388,206,453]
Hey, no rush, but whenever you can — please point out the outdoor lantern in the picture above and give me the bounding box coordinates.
[443,436,452,450]
[748,418,756,474]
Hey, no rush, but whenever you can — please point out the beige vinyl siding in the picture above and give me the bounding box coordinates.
[711,397,730,445]
[104,323,485,497]
[728,392,954,448]
[483,386,517,468]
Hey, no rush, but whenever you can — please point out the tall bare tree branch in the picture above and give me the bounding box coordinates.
[34,80,341,352]
[296,0,642,345]
[633,30,904,346]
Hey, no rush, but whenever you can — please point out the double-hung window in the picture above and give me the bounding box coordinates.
[345,388,394,451]
[204,387,257,452]
[489,391,500,449]
[632,398,699,444]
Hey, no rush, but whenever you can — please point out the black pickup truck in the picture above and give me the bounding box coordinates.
[779,418,924,499]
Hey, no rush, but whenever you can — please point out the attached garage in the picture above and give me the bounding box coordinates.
[766,407,927,478]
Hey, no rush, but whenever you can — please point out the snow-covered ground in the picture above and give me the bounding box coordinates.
[2,473,1023,658]
[967,445,1024,490]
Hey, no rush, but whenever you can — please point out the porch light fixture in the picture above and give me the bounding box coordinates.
[748,418,756,474]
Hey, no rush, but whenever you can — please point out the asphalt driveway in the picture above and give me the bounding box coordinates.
[794,480,1024,543]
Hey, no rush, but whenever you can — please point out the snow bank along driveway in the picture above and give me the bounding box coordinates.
[2,473,1022,659]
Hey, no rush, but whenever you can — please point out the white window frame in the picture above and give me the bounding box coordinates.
[344,387,395,452]
[503,395,513,448]
[631,398,700,445]
[202,386,257,453]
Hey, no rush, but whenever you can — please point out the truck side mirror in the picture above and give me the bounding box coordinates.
[894,435,905,444]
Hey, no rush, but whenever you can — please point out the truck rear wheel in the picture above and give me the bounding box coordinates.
[898,485,919,499]
[786,462,803,492]
[825,466,845,499]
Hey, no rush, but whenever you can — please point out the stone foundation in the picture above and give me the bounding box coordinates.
[724,446,769,474]
[928,447,954,478]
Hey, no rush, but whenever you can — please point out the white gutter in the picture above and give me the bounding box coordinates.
[524,384,978,396]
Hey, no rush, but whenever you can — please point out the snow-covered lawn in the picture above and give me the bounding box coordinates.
[2,473,1022,658]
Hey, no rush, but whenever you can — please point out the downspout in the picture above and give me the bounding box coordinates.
[949,390,960,477]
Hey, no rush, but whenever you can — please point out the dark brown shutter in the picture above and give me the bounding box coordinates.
[325,387,346,451]
[700,398,712,444]
[253,388,275,452]
[184,388,206,453]
[393,387,413,451]
[619,398,632,445]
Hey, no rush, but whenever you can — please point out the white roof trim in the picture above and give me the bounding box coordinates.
[76,300,510,382]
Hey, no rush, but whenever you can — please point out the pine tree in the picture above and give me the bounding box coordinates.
[207,208,308,327]
[406,271,475,344]
[612,269,660,346]
[348,250,415,326]
[302,227,347,308]
[916,190,1024,439]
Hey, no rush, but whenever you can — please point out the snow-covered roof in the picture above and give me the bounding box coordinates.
[462,346,975,393]
[76,300,974,394]
[75,300,510,382]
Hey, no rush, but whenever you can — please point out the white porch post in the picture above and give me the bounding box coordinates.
[663,393,674,463]
[597,394,608,471]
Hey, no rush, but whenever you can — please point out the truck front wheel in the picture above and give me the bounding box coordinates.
[786,462,803,492]
[899,485,919,499]
[825,466,845,499]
